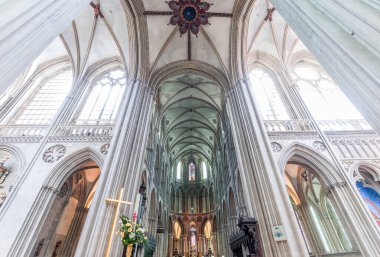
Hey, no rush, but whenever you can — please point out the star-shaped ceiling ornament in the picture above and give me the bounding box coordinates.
[167,0,212,36]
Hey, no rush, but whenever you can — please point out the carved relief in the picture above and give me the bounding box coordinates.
[313,141,326,151]
[100,143,110,155]
[42,145,66,163]
[0,150,18,207]
[271,142,282,152]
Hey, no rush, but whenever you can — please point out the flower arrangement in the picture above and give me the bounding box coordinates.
[116,213,148,247]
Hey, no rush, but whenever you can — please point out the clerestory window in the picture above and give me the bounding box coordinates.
[249,69,289,120]
[12,70,72,125]
[76,69,126,125]
[293,65,362,120]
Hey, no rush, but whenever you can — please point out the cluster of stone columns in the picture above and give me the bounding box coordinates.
[0,0,90,93]
[173,190,212,213]
[74,81,153,257]
[270,0,380,134]
[1,1,380,257]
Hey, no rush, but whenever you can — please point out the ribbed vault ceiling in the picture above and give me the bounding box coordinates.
[23,0,312,169]
[24,0,311,85]
[246,0,308,66]
[159,74,223,164]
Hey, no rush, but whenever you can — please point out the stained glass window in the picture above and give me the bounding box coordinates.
[249,69,289,120]
[293,65,362,120]
[356,180,380,226]
[13,70,72,124]
[76,69,126,125]
[189,162,195,181]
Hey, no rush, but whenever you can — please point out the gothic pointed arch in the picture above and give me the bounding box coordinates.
[43,147,103,189]
[282,145,355,255]
[0,144,27,213]
[279,143,345,188]
[8,147,103,256]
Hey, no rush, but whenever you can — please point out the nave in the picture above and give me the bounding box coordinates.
[1,0,380,257]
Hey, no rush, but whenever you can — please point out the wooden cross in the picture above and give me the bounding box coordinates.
[105,188,133,257]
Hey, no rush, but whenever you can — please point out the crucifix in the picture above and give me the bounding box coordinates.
[105,188,133,257]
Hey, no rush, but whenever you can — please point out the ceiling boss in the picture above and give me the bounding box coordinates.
[166,0,212,36]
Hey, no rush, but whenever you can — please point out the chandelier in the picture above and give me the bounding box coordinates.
[167,0,212,36]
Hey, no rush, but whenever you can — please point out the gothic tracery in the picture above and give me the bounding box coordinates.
[0,1,380,257]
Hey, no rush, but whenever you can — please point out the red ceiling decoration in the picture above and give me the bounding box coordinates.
[167,0,212,36]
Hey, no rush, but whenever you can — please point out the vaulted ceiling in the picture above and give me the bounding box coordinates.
[158,74,223,164]
[246,0,308,69]
[143,0,234,76]
[26,0,310,83]
[19,0,311,169]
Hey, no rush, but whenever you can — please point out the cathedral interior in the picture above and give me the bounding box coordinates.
[0,0,380,257]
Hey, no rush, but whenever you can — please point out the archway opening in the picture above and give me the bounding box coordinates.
[355,165,380,227]
[284,161,353,255]
[33,160,100,257]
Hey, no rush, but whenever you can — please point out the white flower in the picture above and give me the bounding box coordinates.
[140,228,145,233]
[129,233,136,239]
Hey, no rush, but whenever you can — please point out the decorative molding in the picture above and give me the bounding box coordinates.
[0,137,43,143]
[271,142,282,152]
[328,182,347,191]
[100,143,110,155]
[47,136,112,143]
[166,0,212,35]
[42,144,66,163]
[268,132,319,141]
[41,185,61,194]
[341,160,355,171]
[313,141,326,151]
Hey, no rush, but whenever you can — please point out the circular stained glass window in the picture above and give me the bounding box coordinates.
[182,6,197,21]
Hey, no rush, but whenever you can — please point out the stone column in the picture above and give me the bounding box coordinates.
[174,192,178,212]
[205,238,211,253]
[284,69,380,256]
[206,193,210,212]
[60,206,89,256]
[223,225,230,257]
[329,183,380,256]
[179,193,182,213]
[182,235,188,256]
[73,80,154,257]
[168,234,174,257]
[211,232,217,256]
[230,216,238,234]
[225,80,309,257]
[0,0,90,94]
[198,236,203,257]
[271,0,380,133]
